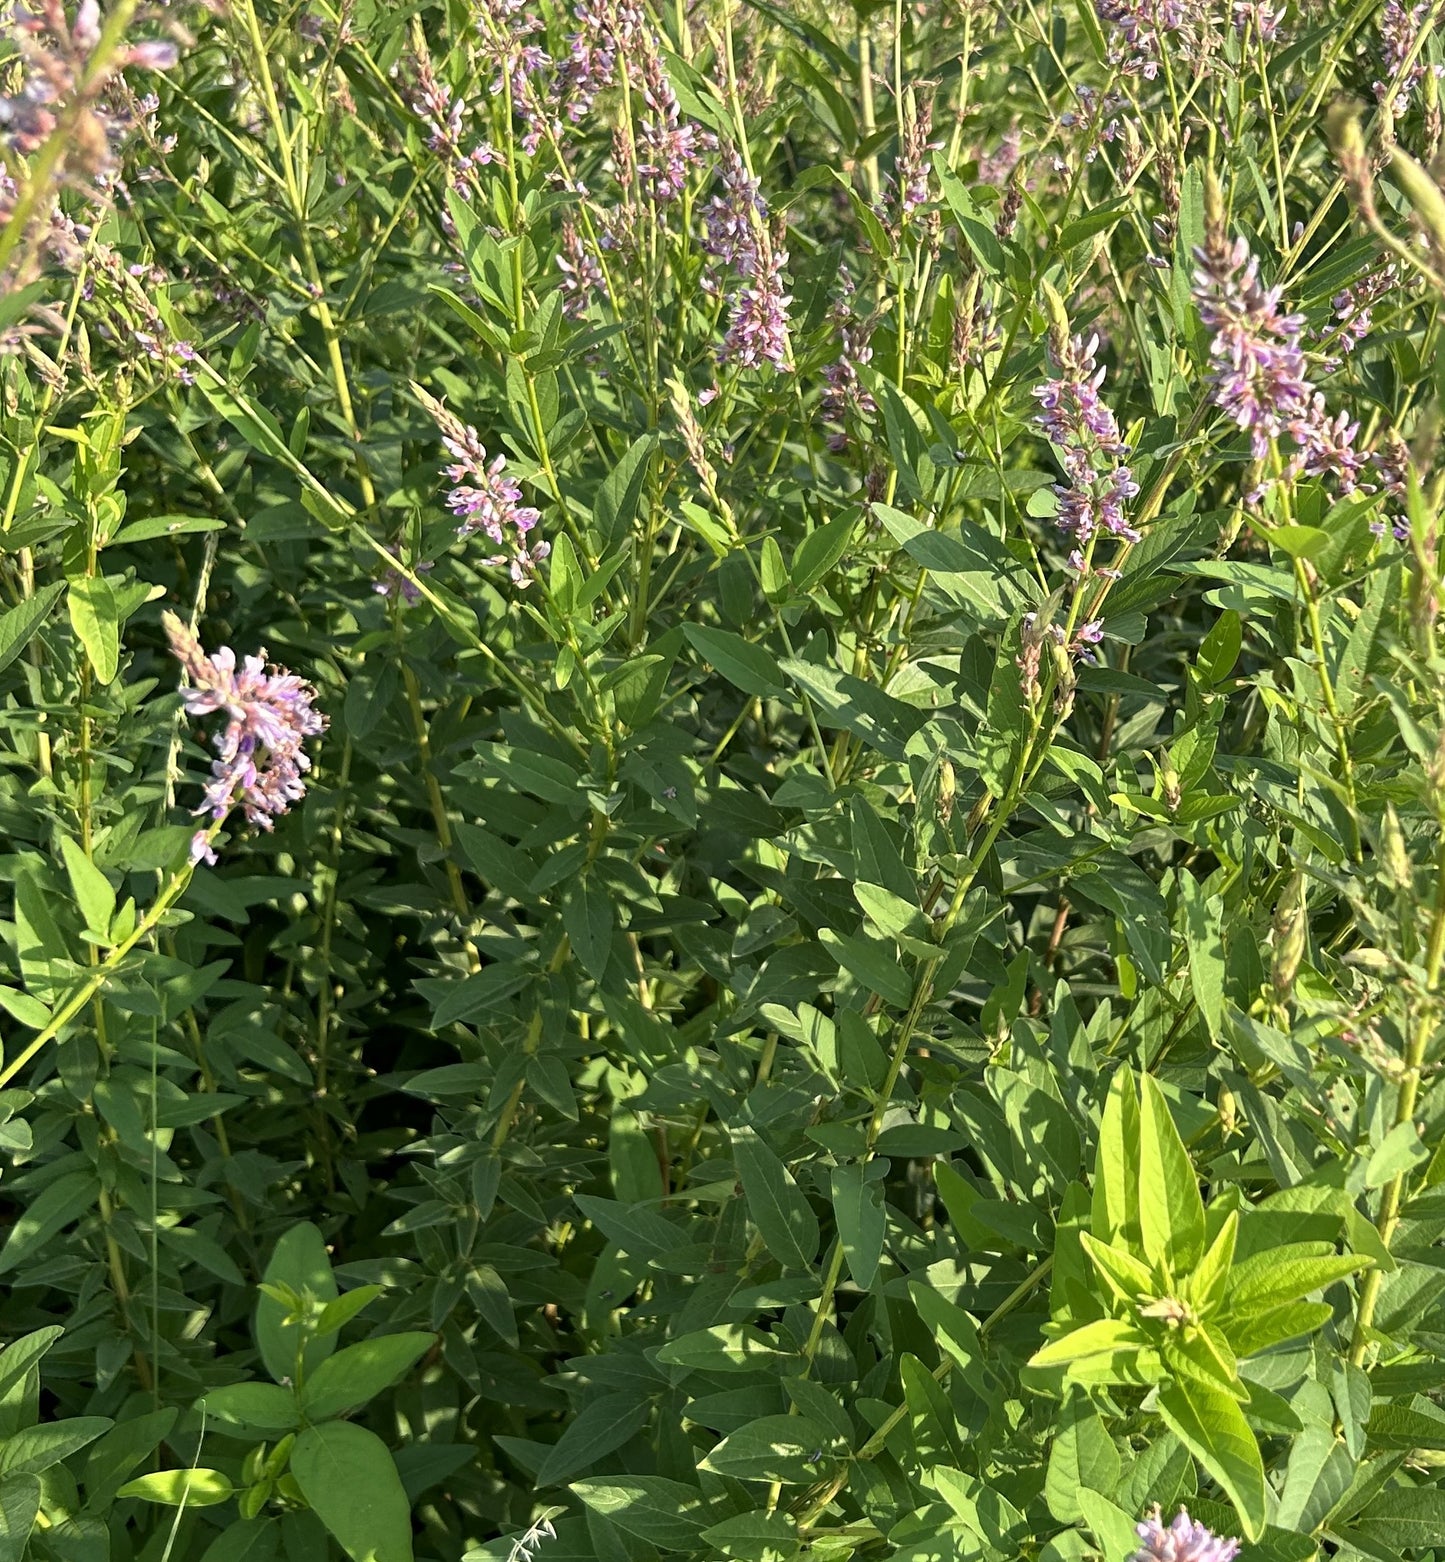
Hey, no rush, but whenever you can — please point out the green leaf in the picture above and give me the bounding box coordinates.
[571,1476,710,1549]
[1179,873,1225,1041]
[535,1394,650,1487]
[0,1418,110,1477]
[1157,1378,1267,1540]
[298,1332,434,1421]
[830,1163,886,1290]
[1355,1484,1445,1548]
[0,1172,100,1275]
[699,1414,835,1484]
[67,575,120,684]
[1028,1317,1151,1370]
[1076,1489,1139,1562]
[654,1326,791,1373]
[1138,1075,1206,1272]
[852,881,929,945]
[682,624,786,698]
[117,1469,235,1508]
[0,583,64,676]
[59,837,116,940]
[730,1125,819,1269]
[1045,1398,1122,1524]
[790,512,855,593]
[0,1475,40,1562]
[1092,1066,1142,1255]
[562,878,614,982]
[255,1223,338,1384]
[593,434,656,549]
[290,1422,413,1562]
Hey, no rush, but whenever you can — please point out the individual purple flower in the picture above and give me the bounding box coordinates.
[165,613,326,834]
[1129,1507,1240,1562]
[415,385,543,567]
[1232,0,1283,39]
[374,557,434,604]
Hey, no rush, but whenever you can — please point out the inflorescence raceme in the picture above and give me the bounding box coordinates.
[165,613,326,863]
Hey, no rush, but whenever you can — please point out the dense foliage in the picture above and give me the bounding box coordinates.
[2,2,1445,1561]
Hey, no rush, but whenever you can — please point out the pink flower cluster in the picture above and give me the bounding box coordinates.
[416,386,549,586]
[1129,1508,1240,1562]
[1033,332,1139,565]
[165,613,326,857]
[0,0,177,194]
[1192,233,1367,494]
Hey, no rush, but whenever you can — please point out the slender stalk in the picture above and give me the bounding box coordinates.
[1350,836,1445,1363]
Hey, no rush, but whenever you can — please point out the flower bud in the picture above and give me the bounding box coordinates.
[1382,804,1413,892]
[1040,279,1072,369]
[1271,871,1308,1000]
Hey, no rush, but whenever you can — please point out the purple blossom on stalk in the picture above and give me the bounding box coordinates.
[636,46,712,201]
[1191,233,1313,460]
[893,96,937,218]
[1233,0,1283,39]
[560,1,631,121]
[1033,329,1139,559]
[557,218,604,315]
[721,239,792,372]
[0,0,180,228]
[164,612,326,837]
[415,384,545,581]
[1332,264,1398,343]
[701,144,765,286]
[374,557,433,604]
[821,309,877,432]
[1093,0,1189,79]
[1129,1507,1240,1562]
[1193,225,1370,497]
[1375,1,1439,115]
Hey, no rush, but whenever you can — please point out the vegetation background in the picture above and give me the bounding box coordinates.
[1,2,1444,1561]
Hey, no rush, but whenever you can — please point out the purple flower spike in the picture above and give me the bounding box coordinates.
[416,386,543,572]
[165,613,326,835]
[1033,331,1137,550]
[1130,1507,1241,1562]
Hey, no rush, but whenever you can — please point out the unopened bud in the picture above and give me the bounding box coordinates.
[1040,279,1072,368]
[938,757,956,824]
[1390,143,1445,260]
[1217,1084,1238,1139]
[1382,804,1413,892]
[1160,763,1181,814]
[1271,871,1308,1000]
[1202,165,1226,247]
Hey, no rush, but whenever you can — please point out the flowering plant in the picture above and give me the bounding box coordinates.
[0,3,1443,1562]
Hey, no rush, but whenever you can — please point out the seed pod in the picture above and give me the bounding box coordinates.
[938,757,956,825]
